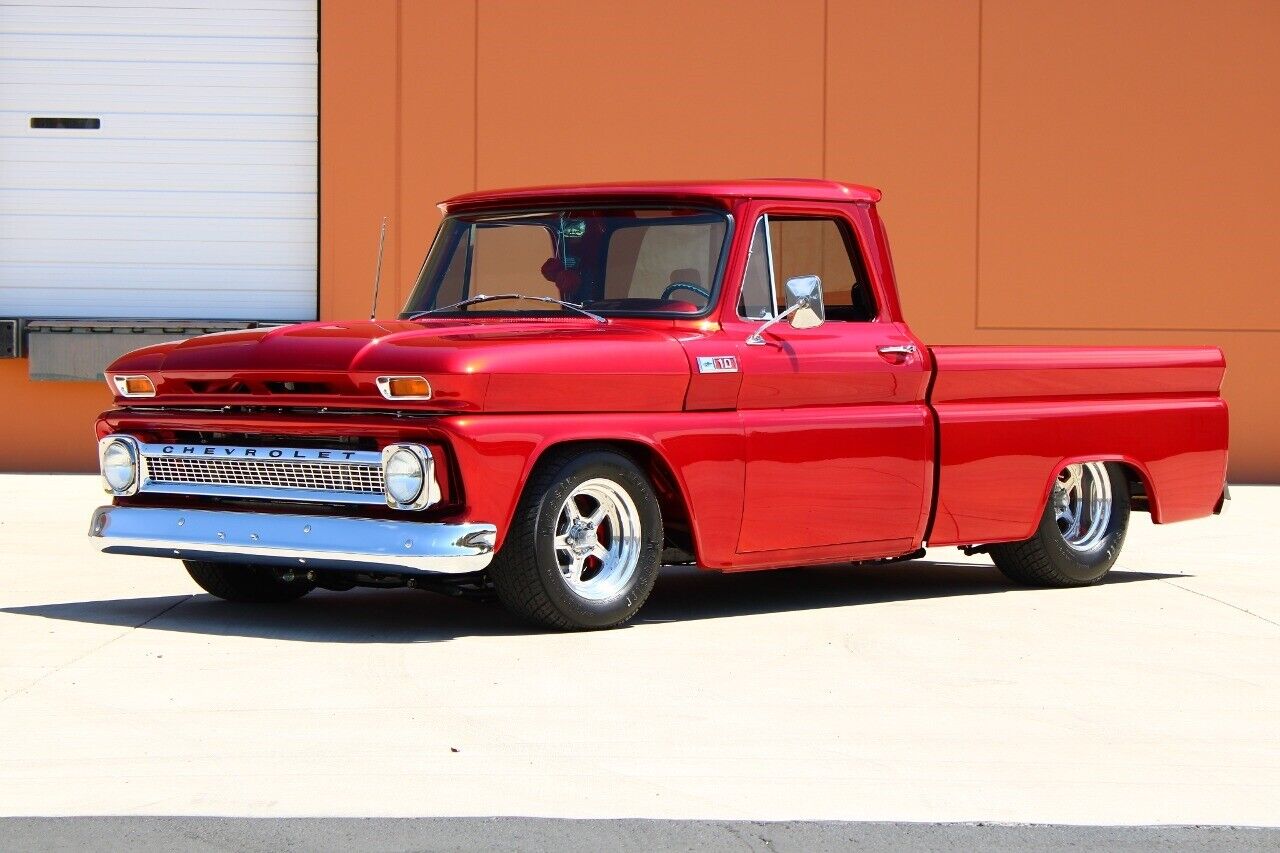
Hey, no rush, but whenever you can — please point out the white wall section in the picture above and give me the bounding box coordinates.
[0,0,318,320]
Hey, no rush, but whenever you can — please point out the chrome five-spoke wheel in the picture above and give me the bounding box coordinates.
[1052,461,1113,552]
[990,460,1130,587]
[487,447,663,629]
[552,478,643,601]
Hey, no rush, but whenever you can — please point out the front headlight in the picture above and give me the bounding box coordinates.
[382,444,440,510]
[384,447,424,505]
[99,437,139,495]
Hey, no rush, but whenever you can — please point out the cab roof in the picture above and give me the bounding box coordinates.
[441,178,882,212]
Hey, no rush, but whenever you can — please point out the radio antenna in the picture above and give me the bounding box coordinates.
[369,217,389,320]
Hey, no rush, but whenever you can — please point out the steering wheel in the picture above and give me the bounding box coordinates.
[660,281,711,304]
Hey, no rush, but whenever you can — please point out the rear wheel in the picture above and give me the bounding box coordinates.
[990,461,1130,587]
[184,560,314,603]
[488,448,663,630]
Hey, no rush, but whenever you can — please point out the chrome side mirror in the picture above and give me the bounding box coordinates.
[746,275,825,345]
[784,275,825,330]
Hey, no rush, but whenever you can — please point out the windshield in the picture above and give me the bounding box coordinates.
[402,207,730,318]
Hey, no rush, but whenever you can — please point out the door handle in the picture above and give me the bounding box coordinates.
[877,344,917,358]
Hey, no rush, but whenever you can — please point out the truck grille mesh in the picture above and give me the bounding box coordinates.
[143,455,385,495]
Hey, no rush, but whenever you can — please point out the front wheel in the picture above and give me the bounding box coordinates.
[990,461,1131,587]
[488,448,663,630]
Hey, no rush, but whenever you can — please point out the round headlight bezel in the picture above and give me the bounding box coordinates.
[384,448,424,506]
[382,444,439,510]
[99,436,139,495]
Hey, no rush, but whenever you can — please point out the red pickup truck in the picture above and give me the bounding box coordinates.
[89,179,1229,629]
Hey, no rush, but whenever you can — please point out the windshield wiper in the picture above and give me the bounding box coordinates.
[406,293,607,324]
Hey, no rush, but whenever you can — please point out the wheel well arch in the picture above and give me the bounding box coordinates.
[527,438,697,559]
[1115,461,1154,516]
[1039,455,1160,521]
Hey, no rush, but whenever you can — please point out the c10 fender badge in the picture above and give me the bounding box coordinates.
[697,355,739,374]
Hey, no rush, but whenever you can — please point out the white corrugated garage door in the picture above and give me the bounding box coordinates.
[0,0,317,321]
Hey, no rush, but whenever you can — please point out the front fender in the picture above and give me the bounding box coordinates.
[436,412,746,567]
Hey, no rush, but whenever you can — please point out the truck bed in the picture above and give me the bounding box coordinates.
[926,345,1228,546]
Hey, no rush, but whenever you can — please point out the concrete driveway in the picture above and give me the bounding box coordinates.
[0,476,1276,825]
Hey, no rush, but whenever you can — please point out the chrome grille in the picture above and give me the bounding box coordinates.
[144,455,384,494]
[131,441,388,506]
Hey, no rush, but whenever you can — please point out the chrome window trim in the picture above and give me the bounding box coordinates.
[763,213,779,318]
[735,215,769,322]
[735,214,781,323]
[740,210,883,324]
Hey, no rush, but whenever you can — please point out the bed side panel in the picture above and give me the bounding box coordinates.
[928,346,1228,546]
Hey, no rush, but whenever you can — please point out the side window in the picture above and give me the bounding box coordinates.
[736,218,773,319]
[742,215,876,322]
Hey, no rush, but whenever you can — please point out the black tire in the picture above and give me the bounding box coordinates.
[184,560,314,603]
[990,462,1131,587]
[488,447,663,630]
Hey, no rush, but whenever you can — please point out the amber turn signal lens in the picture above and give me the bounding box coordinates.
[110,374,156,397]
[376,376,432,400]
[390,377,430,397]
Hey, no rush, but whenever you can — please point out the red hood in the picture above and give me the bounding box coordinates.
[106,317,695,413]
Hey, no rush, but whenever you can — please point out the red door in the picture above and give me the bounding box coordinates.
[727,210,932,558]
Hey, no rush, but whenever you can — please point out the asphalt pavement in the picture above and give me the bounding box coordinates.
[0,476,1276,843]
[2,817,1277,852]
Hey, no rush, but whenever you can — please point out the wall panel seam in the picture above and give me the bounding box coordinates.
[973,0,983,331]
[473,0,479,191]
[821,0,828,179]
[393,0,403,310]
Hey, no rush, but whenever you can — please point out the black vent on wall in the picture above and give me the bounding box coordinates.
[0,320,19,358]
[30,117,100,129]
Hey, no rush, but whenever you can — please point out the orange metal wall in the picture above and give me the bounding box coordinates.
[3,0,1276,481]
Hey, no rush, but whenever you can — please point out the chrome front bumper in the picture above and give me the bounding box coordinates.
[89,506,497,575]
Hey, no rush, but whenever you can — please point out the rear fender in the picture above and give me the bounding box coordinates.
[1034,455,1162,532]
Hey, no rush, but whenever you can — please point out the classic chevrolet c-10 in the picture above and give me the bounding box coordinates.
[89,179,1230,629]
